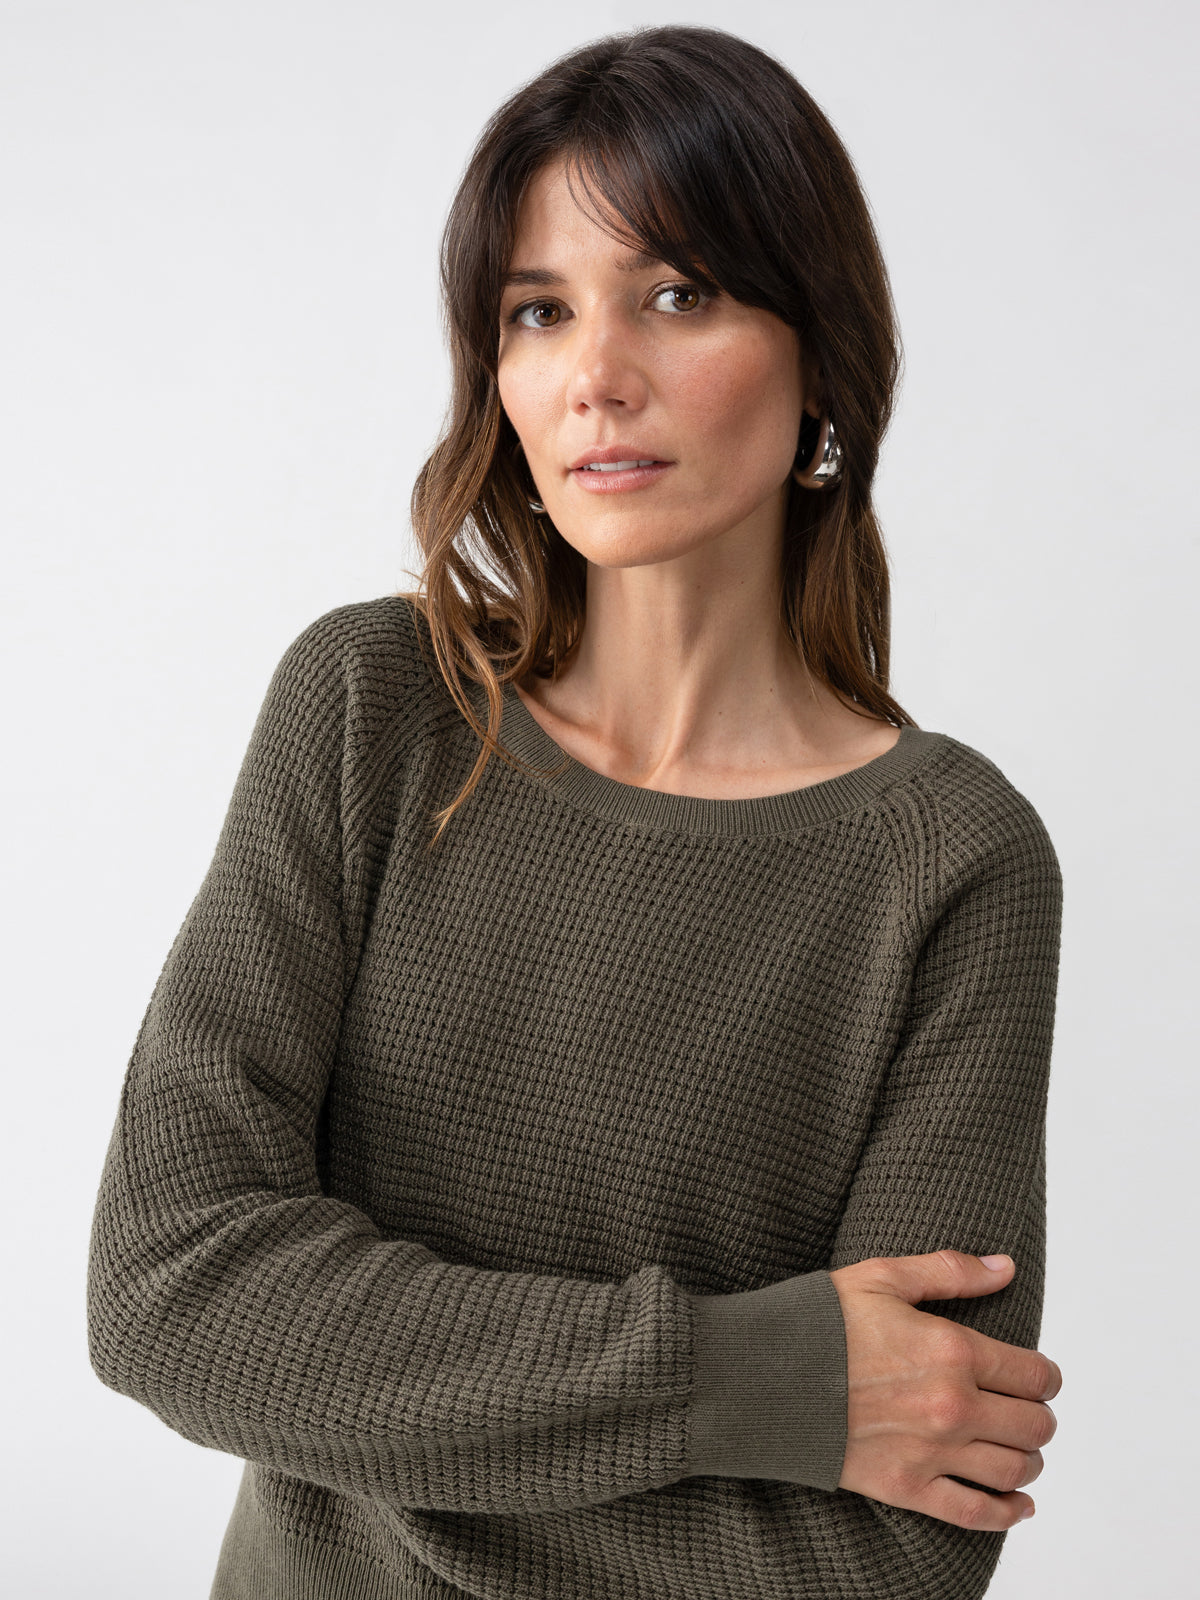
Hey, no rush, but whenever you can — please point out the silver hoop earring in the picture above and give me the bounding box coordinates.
[791,416,844,489]
[512,438,547,514]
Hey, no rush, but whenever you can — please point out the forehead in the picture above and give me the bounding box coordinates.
[504,161,656,280]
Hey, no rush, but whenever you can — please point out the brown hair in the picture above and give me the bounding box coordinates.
[401,23,913,851]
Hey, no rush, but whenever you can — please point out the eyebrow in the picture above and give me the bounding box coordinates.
[501,249,661,289]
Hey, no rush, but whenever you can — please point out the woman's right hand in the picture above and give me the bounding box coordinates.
[828,1250,1061,1530]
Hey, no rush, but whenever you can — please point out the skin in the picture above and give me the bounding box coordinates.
[496,158,900,802]
[830,1250,1060,1529]
[495,160,1062,1531]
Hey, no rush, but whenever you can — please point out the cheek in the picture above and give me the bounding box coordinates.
[670,334,802,469]
[497,351,558,453]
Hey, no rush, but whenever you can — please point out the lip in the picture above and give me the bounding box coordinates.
[568,444,672,471]
[569,461,674,494]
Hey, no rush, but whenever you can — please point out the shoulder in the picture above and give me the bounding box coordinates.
[890,726,1062,911]
[246,594,462,854]
[272,591,426,685]
[268,591,456,740]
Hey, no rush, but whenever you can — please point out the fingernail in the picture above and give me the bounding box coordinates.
[1018,1505,1035,1521]
[980,1254,1012,1270]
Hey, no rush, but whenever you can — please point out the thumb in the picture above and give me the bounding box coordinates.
[870,1249,1016,1306]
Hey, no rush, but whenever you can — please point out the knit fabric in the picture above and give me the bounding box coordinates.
[87,593,1063,1600]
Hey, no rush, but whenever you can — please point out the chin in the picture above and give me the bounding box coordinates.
[555,518,714,570]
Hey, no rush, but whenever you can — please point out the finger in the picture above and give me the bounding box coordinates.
[949,1444,1044,1495]
[973,1390,1058,1453]
[918,1475,1035,1532]
[969,1327,1061,1403]
[868,1248,1015,1307]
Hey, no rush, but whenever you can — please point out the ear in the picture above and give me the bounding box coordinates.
[798,344,824,420]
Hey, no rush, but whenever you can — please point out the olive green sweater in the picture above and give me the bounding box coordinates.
[86,594,1063,1600]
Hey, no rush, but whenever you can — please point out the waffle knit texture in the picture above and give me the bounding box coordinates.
[87,593,1063,1600]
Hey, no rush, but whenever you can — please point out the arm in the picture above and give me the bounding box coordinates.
[86,615,698,1516]
[832,789,1062,1337]
[677,773,1063,1532]
[827,781,1064,1593]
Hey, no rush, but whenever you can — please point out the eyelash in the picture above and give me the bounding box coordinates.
[505,282,711,329]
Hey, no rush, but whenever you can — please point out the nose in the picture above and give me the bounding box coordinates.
[564,310,649,415]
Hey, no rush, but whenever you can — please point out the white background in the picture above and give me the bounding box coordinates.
[3,2,1196,1594]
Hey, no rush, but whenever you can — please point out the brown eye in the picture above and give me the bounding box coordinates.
[515,301,561,329]
[653,284,705,313]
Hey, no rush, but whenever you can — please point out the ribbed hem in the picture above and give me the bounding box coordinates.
[209,1465,472,1600]
[683,1269,848,1492]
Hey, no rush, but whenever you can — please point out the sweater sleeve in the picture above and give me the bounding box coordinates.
[820,789,1063,1591]
[679,778,1063,1518]
[85,613,697,1516]
[829,787,1063,1332]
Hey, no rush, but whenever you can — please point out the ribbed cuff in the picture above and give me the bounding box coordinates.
[682,1268,848,1492]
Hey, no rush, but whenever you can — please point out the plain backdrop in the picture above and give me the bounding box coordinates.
[3,2,1196,1595]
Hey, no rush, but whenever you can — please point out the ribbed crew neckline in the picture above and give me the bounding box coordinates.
[496,678,944,836]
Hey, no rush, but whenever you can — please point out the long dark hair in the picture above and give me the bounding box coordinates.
[404,24,911,851]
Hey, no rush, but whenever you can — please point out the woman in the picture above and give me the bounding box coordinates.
[87,24,1064,1600]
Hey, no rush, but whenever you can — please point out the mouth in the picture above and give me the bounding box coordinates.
[568,460,674,493]
[566,447,674,494]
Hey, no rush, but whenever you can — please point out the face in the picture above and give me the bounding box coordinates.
[496,161,821,570]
